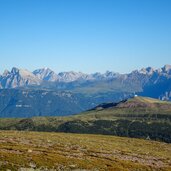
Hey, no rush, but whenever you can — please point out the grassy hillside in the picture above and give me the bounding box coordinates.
[0,96,171,142]
[77,96,171,118]
[0,131,171,171]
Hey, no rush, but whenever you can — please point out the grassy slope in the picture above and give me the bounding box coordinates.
[0,96,171,142]
[1,96,170,123]
[0,131,171,171]
[75,96,171,119]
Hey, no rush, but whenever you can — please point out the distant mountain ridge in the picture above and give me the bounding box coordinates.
[0,65,171,101]
[0,67,120,87]
[0,64,170,84]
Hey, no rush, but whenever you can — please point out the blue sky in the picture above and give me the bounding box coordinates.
[0,0,171,73]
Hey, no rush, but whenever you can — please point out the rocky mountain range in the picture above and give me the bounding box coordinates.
[0,66,171,99]
[0,67,114,88]
[0,67,42,88]
[0,65,171,118]
[0,64,171,88]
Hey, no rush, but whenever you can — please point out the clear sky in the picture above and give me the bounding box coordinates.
[0,0,171,74]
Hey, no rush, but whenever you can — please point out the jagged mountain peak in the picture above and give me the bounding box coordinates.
[92,72,101,76]
[33,67,54,75]
[58,71,89,82]
[10,67,35,77]
[42,67,50,70]
[132,65,171,76]
[138,67,155,75]
[104,71,119,77]
[163,64,171,69]
[0,67,41,88]
[162,64,171,73]
[91,71,120,80]
[33,68,58,81]
[11,67,20,74]
[3,69,10,76]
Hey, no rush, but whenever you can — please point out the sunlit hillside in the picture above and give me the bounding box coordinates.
[0,131,171,171]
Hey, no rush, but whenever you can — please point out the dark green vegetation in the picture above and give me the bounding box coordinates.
[0,89,131,118]
[0,131,171,171]
[0,96,171,143]
[0,89,93,118]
